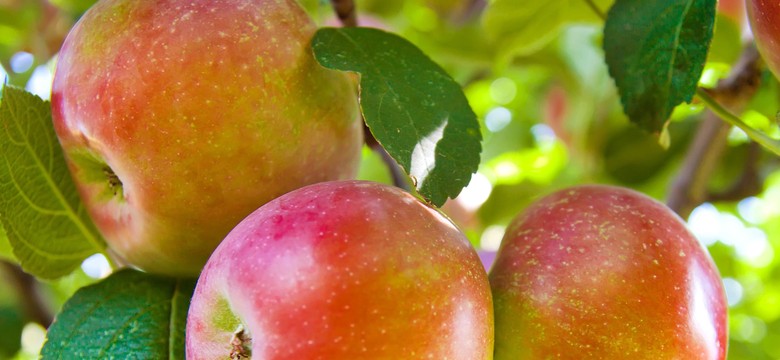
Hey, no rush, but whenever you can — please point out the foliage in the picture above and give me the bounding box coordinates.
[42,270,194,360]
[0,0,779,358]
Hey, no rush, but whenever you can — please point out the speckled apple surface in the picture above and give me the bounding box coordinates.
[51,0,362,276]
[490,185,728,359]
[749,0,780,79]
[186,181,494,359]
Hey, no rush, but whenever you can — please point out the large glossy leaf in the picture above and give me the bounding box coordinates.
[41,270,195,360]
[604,0,716,133]
[312,27,482,206]
[0,86,105,279]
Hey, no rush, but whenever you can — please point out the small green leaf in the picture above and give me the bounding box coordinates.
[312,27,482,206]
[604,0,716,133]
[41,269,195,360]
[0,86,105,279]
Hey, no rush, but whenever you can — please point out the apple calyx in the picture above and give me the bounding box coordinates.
[102,166,123,198]
[229,325,251,360]
[66,149,126,203]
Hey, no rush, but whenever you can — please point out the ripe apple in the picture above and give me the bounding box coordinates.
[186,180,494,359]
[490,185,728,359]
[748,0,780,79]
[51,0,362,276]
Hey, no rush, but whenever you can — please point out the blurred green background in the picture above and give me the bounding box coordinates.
[1,0,779,358]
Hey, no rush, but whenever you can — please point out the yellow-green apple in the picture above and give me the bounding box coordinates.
[490,185,728,359]
[186,180,494,359]
[51,0,362,276]
[748,0,780,79]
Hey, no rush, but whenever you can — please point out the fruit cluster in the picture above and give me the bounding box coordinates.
[49,0,730,358]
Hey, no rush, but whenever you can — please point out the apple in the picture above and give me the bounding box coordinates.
[719,0,745,26]
[185,180,494,359]
[51,0,363,276]
[490,185,728,359]
[748,0,780,79]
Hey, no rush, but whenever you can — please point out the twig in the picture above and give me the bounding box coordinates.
[584,0,606,20]
[666,114,731,218]
[328,0,411,190]
[0,260,54,328]
[329,0,357,27]
[706,142,764,202]
[364,126,411,191]
[667,46,763,218]
[453,0,487,24]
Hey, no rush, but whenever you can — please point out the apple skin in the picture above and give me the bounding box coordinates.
[51,0,363,276]
[748,0,780,79]
[719,0,745,26]
[490,185,728,359]
[185,180,494,359]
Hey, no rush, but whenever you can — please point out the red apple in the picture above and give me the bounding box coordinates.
[748,0,780,79]
[186,180,493,359]
[51,0,362,276]
[490,185,728,359]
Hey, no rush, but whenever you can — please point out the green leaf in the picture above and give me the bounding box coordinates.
[41,269,195,360]
[0,304,24,358]
[0,223,15,262]
[0,86,105,279]
[482,0,614,61]
[312,27,482,206]
[603,0,716,133]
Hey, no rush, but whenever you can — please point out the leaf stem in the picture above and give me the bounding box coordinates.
[696,87,780,156]
[584,0,606,20]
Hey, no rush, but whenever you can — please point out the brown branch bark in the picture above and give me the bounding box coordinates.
[0,260,54,328]
[666,46,762,218]
[329,0,357,27]
[706,142,764,202]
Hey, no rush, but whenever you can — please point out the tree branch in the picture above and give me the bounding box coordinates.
[667,46,762,218]
[0,260,53,328]
[584,0,606,20]
[706,142,764,202]
[328,0,411,190]
[329,0,357,27]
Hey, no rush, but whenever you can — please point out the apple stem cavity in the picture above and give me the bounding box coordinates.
[102,166,123,198]
[229,325,251,359]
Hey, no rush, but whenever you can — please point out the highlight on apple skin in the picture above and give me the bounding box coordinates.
[490,185,728,359]
[50,0,363,277]
[185,180,494,359]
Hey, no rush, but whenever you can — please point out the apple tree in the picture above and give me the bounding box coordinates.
[0,0,778,358]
